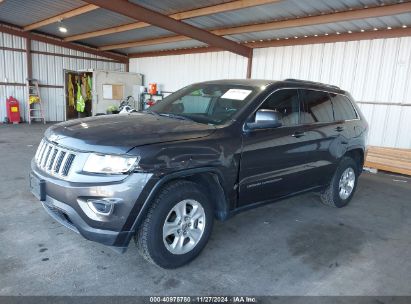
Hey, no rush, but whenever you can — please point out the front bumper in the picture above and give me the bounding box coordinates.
[30,160,152,251]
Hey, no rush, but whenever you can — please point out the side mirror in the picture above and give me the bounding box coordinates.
[246,109,282,130]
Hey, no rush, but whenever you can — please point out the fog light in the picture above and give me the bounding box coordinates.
[87,199,114,216]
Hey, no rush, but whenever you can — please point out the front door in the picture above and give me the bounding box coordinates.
[239,89,315,206]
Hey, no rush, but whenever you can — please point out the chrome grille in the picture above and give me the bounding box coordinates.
[34,139,76,177]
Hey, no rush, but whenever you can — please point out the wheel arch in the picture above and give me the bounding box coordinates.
[183,171,229,221]
[344,147,365,173]
[130,168,230,235]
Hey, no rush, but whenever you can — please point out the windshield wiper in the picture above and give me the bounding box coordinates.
[158,113,194,121]
[144,110,160,117]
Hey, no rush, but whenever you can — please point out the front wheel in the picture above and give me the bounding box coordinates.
[320,156,358,208]
[136,180,213,268]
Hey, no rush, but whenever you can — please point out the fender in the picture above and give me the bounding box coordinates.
[117,167,231,249]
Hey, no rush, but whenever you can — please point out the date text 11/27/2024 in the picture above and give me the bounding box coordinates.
[149,296,257,303]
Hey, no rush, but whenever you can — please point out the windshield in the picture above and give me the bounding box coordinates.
[148,83,259,125]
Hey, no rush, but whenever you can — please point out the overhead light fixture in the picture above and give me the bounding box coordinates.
[58,20,68,33]
[402,25,407,28]
[360,29,365,32]
[324,33,329,36]
[373,27,378,31]
[314,34,318,37]
[387,26,392,30]
[348,30,352,34]
[336,32,341,35]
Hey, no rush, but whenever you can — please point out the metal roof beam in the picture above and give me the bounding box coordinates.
[128,27,411,58]
[23,4,99,31]
[64,0,281,42]
[213,1,411,36]
[82,0,252,58]
[103,2,411,51]
[247,27,411,48]
[0,24,128,63]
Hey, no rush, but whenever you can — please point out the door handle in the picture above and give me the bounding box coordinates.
[335,126,344,132]
[292,131,306,138]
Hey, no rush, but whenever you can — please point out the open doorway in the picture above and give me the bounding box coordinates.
[64,70,93,120]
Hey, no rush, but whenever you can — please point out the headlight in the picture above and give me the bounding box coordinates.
[83,154,139,174]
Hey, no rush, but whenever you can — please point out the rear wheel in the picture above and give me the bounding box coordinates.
[136,180,213,268]
[320,157,358,208]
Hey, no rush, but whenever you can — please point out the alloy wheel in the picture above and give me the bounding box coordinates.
[162,199,206,255]
[338,167,355,200]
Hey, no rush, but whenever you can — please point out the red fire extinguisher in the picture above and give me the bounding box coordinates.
[148,83,157,95]
[6,96,21,124]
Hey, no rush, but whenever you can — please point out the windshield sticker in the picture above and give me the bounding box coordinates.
[221,89,252,100]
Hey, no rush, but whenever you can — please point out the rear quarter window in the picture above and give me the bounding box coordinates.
[300,89,334,123]
[331,94,358,121]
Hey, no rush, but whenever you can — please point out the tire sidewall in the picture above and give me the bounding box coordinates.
[332,157,359,208]
[146,183,213,268]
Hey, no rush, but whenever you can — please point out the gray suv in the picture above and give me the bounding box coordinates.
[30,79,368,268]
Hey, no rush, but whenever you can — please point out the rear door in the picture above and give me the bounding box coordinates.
[330,93,359,141]
[298,89,340,185]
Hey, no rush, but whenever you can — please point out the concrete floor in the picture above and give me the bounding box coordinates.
[1,123,411,296]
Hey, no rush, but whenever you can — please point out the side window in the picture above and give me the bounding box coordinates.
[259,89,300,127]
[300,89,334,123]
[330,94,358,121]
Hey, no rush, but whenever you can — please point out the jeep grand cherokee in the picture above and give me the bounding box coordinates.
[30,79,368,268]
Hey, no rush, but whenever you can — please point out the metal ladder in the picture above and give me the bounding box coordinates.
[27,79,46,124]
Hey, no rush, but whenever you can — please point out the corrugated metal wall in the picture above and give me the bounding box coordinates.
[0,33,27,121]
[129,51,248,92]
[130,36,411,149]
[251,37,411,149]
[0,33,126,122]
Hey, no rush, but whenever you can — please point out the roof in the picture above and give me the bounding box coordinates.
[279,79,345,94]
[197,79,275,87]
[0,0,410,59]
[190,78,345,94]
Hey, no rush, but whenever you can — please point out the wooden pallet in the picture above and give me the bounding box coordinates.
[365,146,411,176]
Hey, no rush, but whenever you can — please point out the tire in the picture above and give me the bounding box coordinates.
[320,156,358,208]
[135,180,213,268]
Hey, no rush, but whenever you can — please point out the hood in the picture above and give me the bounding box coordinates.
[45,113,216,154]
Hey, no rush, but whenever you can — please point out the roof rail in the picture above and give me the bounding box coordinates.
[284,78,340,90]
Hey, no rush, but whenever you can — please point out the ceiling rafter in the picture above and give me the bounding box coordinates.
[64,0,281,42]
[128,27,411,58]
[100,36,189,51]
[99,1,411,51]
[129,46,224,58]
[0,24,128,63]
[23,4,99,31]
[82,0,252,57]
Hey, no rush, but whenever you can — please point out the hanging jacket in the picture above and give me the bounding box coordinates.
[87,75,92,101]
[68,74,75,108]
[76,83,85,112]
[81,76,88,102]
